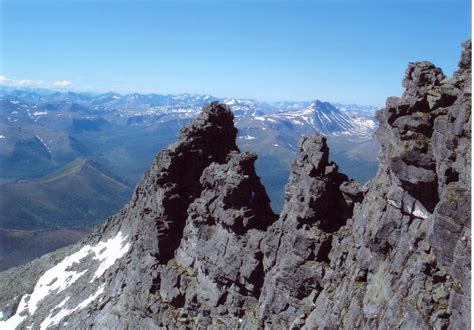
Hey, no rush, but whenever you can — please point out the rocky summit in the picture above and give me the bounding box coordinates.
[0,41,470,329]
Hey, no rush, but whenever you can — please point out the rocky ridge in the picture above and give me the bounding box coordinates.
[0,41,470,329]
[251,41,471,329]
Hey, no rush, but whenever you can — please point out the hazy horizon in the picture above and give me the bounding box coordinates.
[0,82,385,107]
[1,0,471,105]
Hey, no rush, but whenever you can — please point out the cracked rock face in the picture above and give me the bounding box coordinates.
[0,41,470,329]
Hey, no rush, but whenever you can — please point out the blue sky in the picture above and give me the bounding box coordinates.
[0,0,471,106]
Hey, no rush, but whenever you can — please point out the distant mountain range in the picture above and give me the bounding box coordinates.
[0,87,380,268]
[0,86,378,126]
[1,88,380,204]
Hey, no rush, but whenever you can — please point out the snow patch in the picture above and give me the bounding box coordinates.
[39,297,70,329]
[40,284,105,329]
[1,231,130,328]
[35,135,52,155]
[0,232,131,320]
[225,98,238,105]
[0,294,30,329]
[33,111,48,116]
[28,257,88,314]
[90,232,131,282]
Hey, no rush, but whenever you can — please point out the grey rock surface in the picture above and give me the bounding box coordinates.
[0,41,470,329]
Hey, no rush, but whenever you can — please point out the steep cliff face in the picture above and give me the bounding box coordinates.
[253,40,471,329]
[0,41,470,329]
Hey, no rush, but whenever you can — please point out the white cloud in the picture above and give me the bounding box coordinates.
[0,76,72,89]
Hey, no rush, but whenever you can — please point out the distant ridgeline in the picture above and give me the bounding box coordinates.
[0,41,470,329]
[0,83,380,267]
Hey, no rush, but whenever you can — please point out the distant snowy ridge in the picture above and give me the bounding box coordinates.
[238,100,377,138]
[0,87,378,138]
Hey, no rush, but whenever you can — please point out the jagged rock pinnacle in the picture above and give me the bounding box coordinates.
[402,61,446,89]
[300,135,330,176]
[282,135,360,230]
[177,101,239,158]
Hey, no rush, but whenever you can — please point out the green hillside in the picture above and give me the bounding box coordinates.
[0,158,133,230]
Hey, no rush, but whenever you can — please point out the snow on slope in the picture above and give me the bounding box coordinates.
[0,231,131,329]
[240,100,377,138]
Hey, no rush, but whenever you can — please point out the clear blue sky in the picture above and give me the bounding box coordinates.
[0,0,471,105]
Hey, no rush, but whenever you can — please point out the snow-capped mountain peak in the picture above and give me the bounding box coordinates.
[245,100,376,138]
[224,98,239,105]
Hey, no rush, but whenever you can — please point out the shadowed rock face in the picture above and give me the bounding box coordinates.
[256,135,362,327]
[0,42,470,329]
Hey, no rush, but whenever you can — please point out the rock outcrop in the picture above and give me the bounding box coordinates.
[255,135,363,328]
[254,40,470,329]
[0,103,277,329]
[0,41,470,329]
